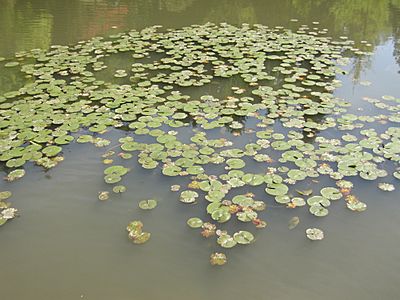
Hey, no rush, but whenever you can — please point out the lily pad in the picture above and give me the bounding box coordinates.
[98,191,109,201]
[320,187,342,200]
[265,183,289,196]
[139,199,158,210]
[180,190,198,203]
[306,228,324,240]
[378,183,395,191]
[129,231,151,244]
[0,191,12,201]
[217,234,237,248]
[233,231,255,244]
[210,252,227,266]
[187,217,203,228]
[112,185,126,193]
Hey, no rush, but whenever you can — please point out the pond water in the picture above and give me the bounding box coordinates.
[1,1,400,300]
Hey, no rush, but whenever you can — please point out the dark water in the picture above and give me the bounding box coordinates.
[1,1,400,299]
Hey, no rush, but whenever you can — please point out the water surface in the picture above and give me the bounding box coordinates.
[1,1,400,299]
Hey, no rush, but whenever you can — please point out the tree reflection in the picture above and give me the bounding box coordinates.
[1,0,400,71]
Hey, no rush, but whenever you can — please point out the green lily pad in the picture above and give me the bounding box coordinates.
[129,231,151,244]
[309,205,329,217]
[307,196,330,207]
[347,201,367,212]
[180,190,198,203]
[139,199,157,210]
[104,165,129,176]
[211,208,231,223]
[226,158,245,169]
[237,209,257,222]
[320,187,342,200]
[232,195,254,207]
[233,231,255,244]
[265,183,289,196]
[0,191,12,200]
[112,185,126,193]
[6,169,25,181]
[242,173,264,186]
[104,174,122,184]
[0,217,7,226]
[217,234,237,248]
[187,217,203,228]
[42,146,62,157]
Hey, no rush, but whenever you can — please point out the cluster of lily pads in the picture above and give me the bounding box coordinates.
[0,191,18,226]
[1,23,399,265]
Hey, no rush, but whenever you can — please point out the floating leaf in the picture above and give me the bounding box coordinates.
[0,217,7,226]
[5,169,25,181]
[211,208,231,223]
[217,234,237,248]
[180,190,198,203]
[112,185,126,193]
[347,201,367,212]
[0,191,12,201]
[139,199,157,210]
[296,189,313,196]
[127,220,150,244]
[378,183,395,191]
[1,208,18,219]
[187,217,203,228]
[98,191,109,201]
[210,252,227,266]
[233,231,255,244]
[170,185,181,192]
[104,165,129,176]
[320,187,342,200]
[306,228,324,240]
[226,158,245,169]
[265,183,289,196]
[129,231,151,244]
[42,146,62,157]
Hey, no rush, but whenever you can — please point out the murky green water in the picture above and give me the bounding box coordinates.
[1,1,400,299]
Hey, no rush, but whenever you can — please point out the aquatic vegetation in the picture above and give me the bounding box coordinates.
[306,228,324,241]
[0,191,18,226]
[98,191,110,201]
[378,183,395,192]
[210,252,227,266]
[138,199,158,210]
[5,169,25,182]
[0,22,399,264]
[126,220,151,244]
[187,217,203,228]
[288,216,300,230]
